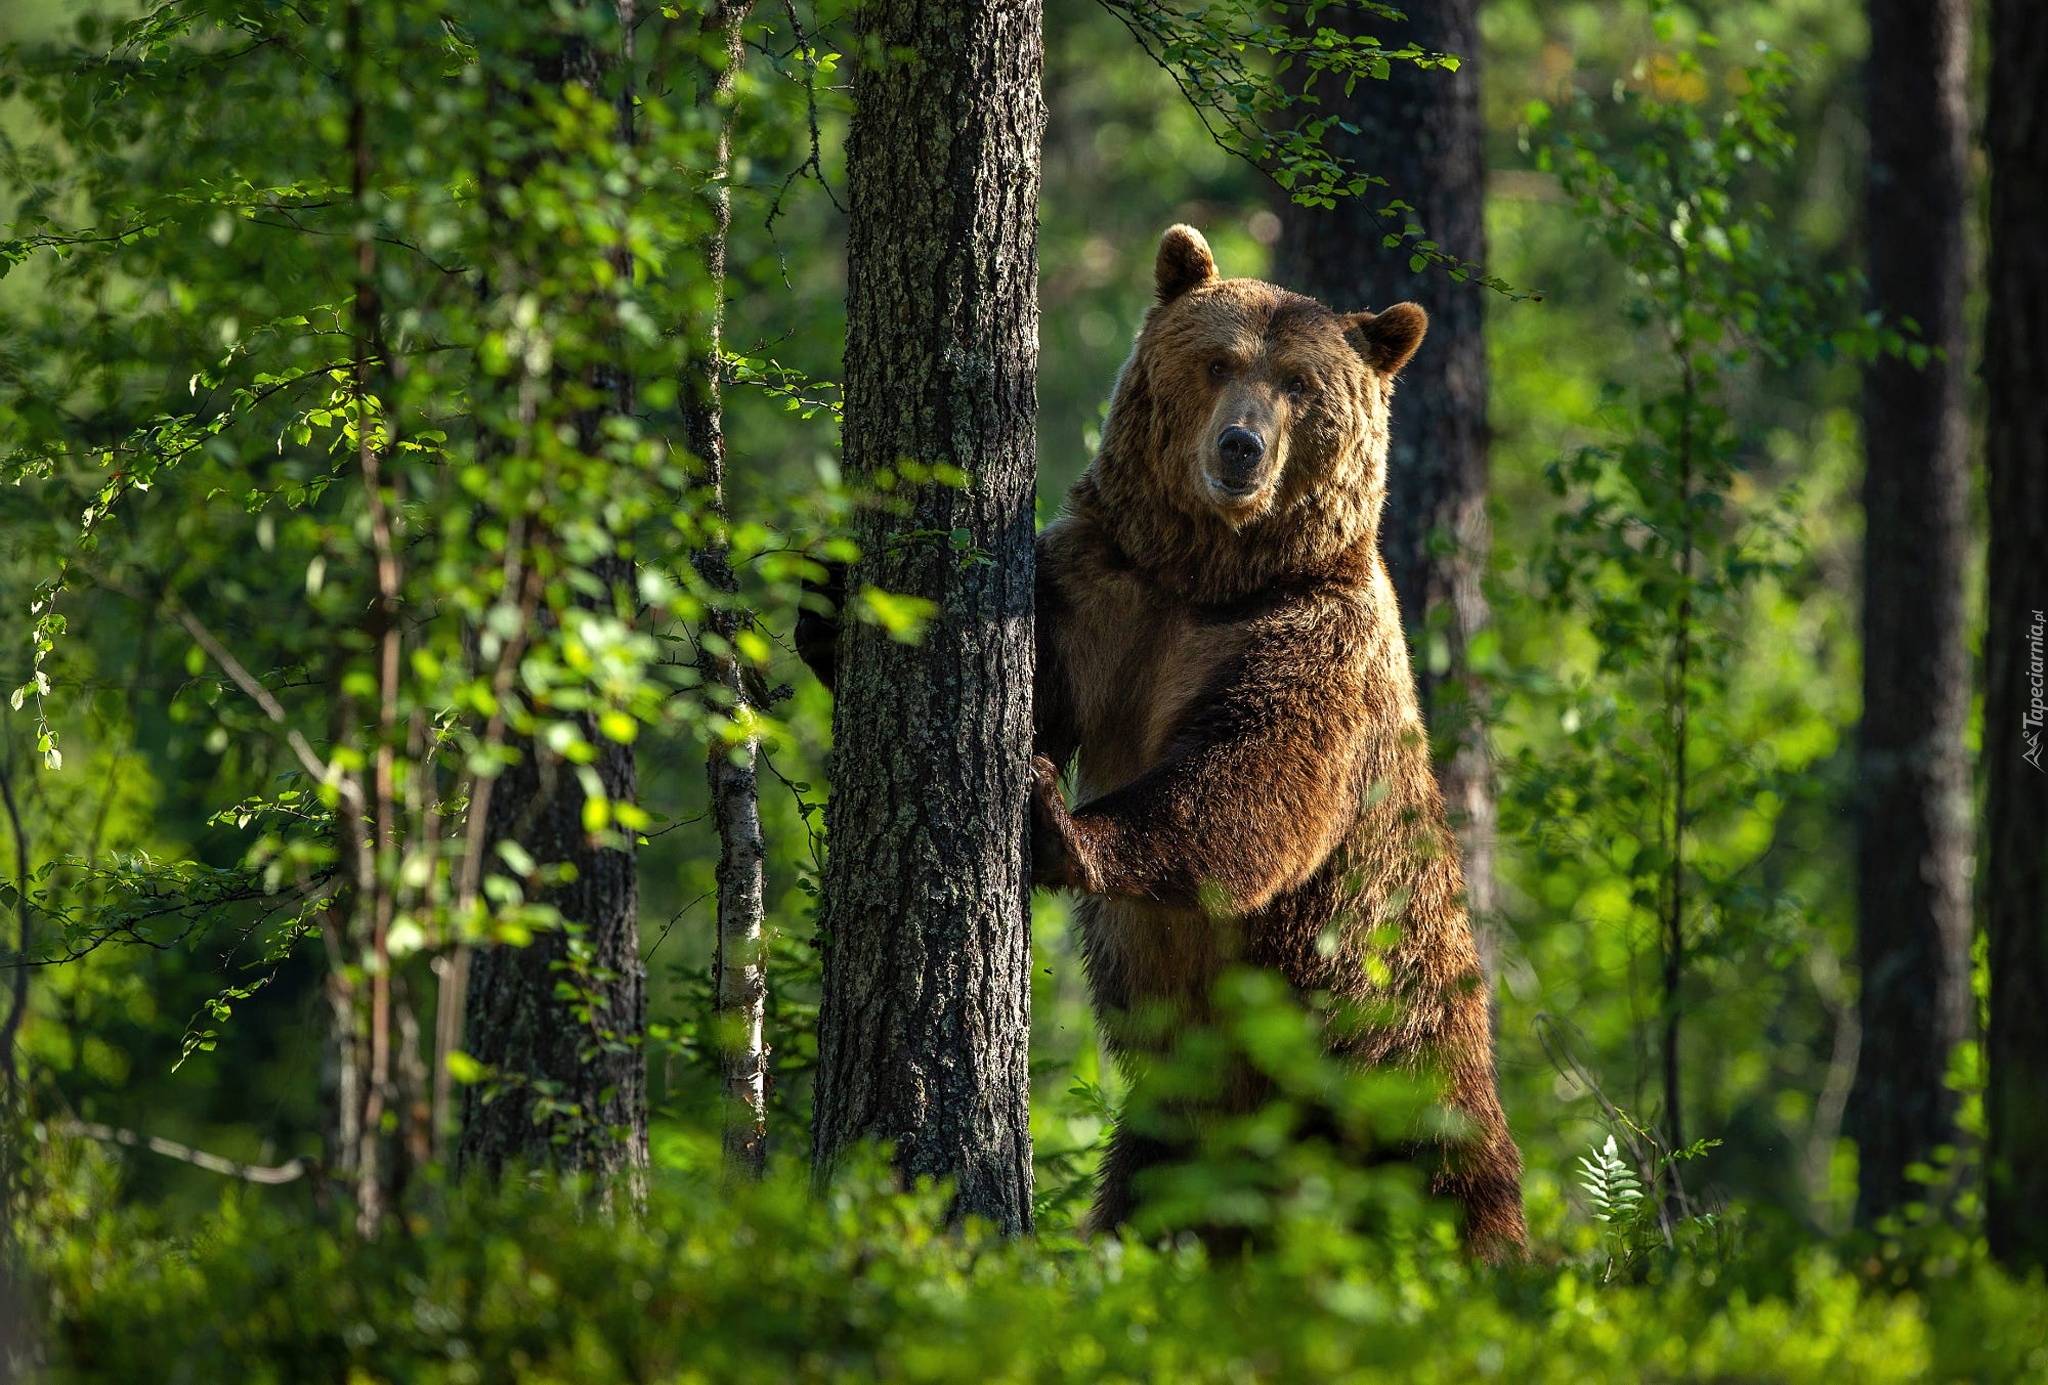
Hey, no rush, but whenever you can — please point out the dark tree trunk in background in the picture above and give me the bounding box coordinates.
[1272,0,1497,943]
[458,6,648,1186]
[1984,0,2048,1271]
[809,0,1043,1233]
[1849,0,1972,1227]
[0,761,29,1378]
[459,703,647,1180]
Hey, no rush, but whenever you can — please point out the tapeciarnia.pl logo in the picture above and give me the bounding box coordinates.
[2026,608,2046,772]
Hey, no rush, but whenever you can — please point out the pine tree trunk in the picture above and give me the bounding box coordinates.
[684,0,768,1179]
[809,0,1043,1234]
[459,699,647,1181]
[1983,0,2048,1271]
[1271,0,1497,938]
[457,5,648,1187]
[1849,0,1973,1226]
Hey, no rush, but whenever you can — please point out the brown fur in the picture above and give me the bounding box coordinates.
[1030,225,1526,1256]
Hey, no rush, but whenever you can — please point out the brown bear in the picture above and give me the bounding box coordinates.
[1027,224,1526,1255]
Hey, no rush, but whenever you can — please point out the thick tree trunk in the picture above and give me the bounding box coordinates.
[809,0,1043,1233]
[1271,0,1497,936]
[458,5,648,1187]
[459,691,648,1182]
[685,0,768,1179]
[1983,0,2048,1271]
[1849,0,1973,1226]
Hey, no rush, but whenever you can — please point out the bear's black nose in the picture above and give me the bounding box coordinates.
[1217,427,1266,488]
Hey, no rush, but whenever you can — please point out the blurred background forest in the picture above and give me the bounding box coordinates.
[0,0,2040,1376]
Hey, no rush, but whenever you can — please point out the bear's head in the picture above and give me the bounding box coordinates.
[1079,224,1426,601]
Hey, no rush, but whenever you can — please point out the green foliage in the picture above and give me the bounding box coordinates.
[1578,1134,1644,1227]
[1101,0,1439,206]
[1497,17,1882,1169]
[1100,0,1513,293]
[24,1138,2048,1383]
[0,0,853,1187]
[1113,966,1445,1244]
[1574,1125,1728,1283]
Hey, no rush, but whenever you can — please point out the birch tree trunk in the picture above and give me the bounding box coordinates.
[1983,0,2048,1272]
[1849,0,1973,1226]
[1271,0,1498,942]
[808,0,1043,1234]
[683,0,769,1179]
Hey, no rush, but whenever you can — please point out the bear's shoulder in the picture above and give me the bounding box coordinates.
[1038,489,1136,591]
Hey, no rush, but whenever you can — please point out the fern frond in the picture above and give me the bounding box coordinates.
[1576,1134,1645,1224]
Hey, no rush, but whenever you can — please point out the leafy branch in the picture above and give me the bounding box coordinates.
[1099,0,1524,296]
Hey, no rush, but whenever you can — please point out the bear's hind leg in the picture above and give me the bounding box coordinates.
[1433,1082,1528,1261]
[1084,1122,1176,1237]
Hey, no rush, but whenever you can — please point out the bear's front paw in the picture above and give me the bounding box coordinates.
[1030,754,1095,892]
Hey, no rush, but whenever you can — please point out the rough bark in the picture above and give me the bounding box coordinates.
[809,0,1043,1233]
[457,5,648,1187]
[1848,0,1973,1226]
[684,0,769,1179]
[458,689,648,1181]
[1984,0,2048,1271]
[1271,0,1497,937]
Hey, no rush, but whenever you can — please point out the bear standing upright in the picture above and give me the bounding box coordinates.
[1028,225,1526,1254]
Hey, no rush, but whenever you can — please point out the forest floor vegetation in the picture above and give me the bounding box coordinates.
[17,1129,2048,1383]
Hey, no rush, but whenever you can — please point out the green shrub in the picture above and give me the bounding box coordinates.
[23,1135,2047,1384]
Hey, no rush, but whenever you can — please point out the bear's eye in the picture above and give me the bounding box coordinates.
[1207,360,1229,381]
[1285,374,1309,397]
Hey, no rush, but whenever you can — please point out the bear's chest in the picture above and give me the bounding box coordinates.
[1056,573,1251,801]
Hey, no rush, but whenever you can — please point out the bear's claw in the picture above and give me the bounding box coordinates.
[1029,754,1091,891]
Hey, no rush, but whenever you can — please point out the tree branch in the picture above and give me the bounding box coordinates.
[58,1120,309,1185]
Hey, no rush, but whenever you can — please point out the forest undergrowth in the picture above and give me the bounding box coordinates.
[18,1104,2048,1383]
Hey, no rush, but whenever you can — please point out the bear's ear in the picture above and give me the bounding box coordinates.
[1155,224,1219,304]
[1341,303,1428,377]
